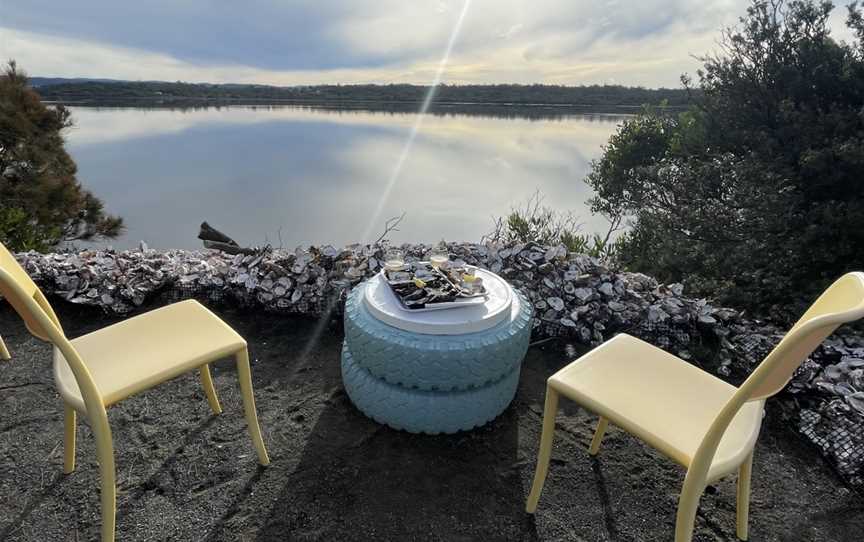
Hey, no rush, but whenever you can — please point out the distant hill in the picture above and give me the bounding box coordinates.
[29,77,126,87]
[34,79,695,108]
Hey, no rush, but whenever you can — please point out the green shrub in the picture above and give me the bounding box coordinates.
[586,0,864,322]
[489,191,620,260]
[0,61,122,252]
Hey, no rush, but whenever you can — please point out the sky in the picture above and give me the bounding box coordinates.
[0,0,857,88]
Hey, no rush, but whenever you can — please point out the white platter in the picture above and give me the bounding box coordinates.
[363,267,515,335]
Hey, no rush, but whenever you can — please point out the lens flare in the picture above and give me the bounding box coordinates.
[360,0,473,243]
[299,1,473,362]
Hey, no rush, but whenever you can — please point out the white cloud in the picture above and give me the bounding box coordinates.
[6,1,852,88]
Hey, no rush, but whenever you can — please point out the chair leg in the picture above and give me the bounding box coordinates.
[235,347,270,466]
[588,416,608,456]
[0,334,10,360]
[63,404,77,474]
[674,471,704,542]
[736,452,754,541]
[92,414,117,542]
[199,364,223,414]
[526,386,559,513]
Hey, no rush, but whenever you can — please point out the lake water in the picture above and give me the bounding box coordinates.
[65,105,628,250]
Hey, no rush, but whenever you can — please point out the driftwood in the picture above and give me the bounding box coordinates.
[198,222,258,255]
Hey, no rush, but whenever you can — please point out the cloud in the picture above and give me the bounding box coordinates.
[0,26,438,85]
[0,1,372,70]
[6,0,851,87]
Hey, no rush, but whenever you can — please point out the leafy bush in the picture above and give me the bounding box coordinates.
[0,61,122,252]
[587,0,864,322]
[488,191,620,259]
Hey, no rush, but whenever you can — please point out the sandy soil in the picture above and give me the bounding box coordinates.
[0,302,862,541]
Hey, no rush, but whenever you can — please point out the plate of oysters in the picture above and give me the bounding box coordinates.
[381,248,488,311]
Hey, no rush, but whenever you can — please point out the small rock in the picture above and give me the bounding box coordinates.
[547,297,565,311]
[607,301,626,312]
[573,288,593,302]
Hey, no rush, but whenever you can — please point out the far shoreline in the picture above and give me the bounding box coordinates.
[43,97,683,118]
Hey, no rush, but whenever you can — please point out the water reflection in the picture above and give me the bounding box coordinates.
[65,105,627,250]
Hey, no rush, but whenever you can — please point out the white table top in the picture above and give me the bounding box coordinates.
[363,267,515,335]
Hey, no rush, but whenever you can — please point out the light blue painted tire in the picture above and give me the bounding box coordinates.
[344,284,533,391]
[341,344,520,434]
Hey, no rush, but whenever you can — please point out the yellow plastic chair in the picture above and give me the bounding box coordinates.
[0,332,9,360]
[0,242,270,542]
[526,272,864,541]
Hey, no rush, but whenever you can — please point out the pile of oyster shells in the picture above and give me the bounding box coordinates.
[787,337,864,485]
[11,240,864,485]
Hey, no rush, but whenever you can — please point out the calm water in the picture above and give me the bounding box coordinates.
[65,105,628,250]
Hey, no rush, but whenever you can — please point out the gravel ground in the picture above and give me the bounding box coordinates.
[0,302,862,541]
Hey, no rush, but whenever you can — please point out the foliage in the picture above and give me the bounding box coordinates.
[586,0,864,321]
[0,61,122,251]
[488,191,621,260]
[34,80,694,109]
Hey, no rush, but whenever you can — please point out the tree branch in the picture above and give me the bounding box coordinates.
[374,212,406,246]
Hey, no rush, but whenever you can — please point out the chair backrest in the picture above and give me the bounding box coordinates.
[0,242,106,415]
[0,242,63,341]
[686,272,864,489]
[741,272,864,401]
[0,243,39,297]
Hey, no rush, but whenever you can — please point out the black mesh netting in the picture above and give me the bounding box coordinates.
[160,279,345,317]
[731,332,864,486]
[788,347,864,486]
[798,406,864,485]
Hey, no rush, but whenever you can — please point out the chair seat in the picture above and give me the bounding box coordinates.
[549,333,764,480]
[54,300,245,412]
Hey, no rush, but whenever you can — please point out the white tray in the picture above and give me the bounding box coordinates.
[363,269,514,335]
[381,269,488,312]
[381,264,489,312]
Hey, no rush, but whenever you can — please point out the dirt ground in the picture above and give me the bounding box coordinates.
[0,302,862,541]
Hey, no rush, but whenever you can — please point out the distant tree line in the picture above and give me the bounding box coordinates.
[35,81,692,108]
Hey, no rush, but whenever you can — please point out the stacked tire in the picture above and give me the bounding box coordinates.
[341,283,533,434]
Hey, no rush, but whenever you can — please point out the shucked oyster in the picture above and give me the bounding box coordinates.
[383,261,482,309]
